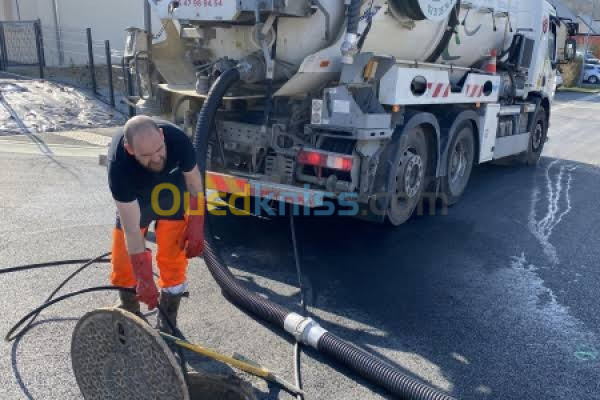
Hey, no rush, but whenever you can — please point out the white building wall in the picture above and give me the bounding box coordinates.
[1,0,161,66]
[0,1,17,20]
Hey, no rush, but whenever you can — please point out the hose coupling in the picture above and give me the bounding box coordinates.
[236,53,266,83]
[341,33,359,65]
[284,313,327,349]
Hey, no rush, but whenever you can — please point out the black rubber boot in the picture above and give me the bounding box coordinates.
[117,289,140,313]
[157,291,183,335]
[116,290,147,321]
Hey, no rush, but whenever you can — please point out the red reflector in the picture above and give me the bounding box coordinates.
[298,150,325,166]
[335,157,353,172]
[298,150,353,172]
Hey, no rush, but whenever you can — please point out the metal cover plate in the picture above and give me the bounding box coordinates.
[71,308,189,400]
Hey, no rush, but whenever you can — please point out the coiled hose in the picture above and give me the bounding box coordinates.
[193,68,456,400]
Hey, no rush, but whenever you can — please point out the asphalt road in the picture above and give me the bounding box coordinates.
[0,91,599,400]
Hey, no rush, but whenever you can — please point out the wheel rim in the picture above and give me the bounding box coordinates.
[393,149,424,217]
[532,122,544,151]
[396,151,424,200]
[403,153,424,198]
[449,139,468,186]
[387,128,428,226]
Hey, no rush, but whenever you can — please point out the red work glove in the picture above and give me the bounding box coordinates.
[179,194,205,258]
[130,250,159,310]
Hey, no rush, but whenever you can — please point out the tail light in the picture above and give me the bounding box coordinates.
[297,149,354,172]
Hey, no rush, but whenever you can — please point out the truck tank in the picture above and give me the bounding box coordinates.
[147,0,522,90]
[361,0,519,68]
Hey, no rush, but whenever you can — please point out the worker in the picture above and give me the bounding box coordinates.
[106,115,205,334]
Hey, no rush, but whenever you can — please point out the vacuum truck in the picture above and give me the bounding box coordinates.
[124,0,577,225]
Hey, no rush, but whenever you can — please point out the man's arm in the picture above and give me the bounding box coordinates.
[183,165,204,198]
[180,165,205,258]
[115,200,145,255]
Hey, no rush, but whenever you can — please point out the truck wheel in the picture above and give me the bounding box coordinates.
[386,126,429,226]
[519,108,547,166]
[589,76,599,84]
[441,123,475,206]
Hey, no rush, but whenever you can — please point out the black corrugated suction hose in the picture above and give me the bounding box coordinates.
[192,67,289,327]
[193,68,456,400]
[193,68,241,172]
[203,237,288,326]
[318,333,454,400]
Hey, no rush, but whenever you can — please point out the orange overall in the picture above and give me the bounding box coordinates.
[110,217,188,290]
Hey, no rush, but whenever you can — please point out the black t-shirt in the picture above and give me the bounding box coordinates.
[107,120,196,207]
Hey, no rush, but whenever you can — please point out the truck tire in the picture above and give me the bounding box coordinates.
[518,108,548,166]
[386,126,429,226]
[441,122,475,206]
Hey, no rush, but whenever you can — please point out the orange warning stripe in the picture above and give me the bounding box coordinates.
[205,172,250,195]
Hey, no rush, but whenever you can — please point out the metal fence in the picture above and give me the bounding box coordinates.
[0,20,44,78]
[0,20,133,115]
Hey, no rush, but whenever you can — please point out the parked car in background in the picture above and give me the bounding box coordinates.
[585,58,600,65]
[578,50,597,59]
[584,64,600,84]
[556,70,563,87]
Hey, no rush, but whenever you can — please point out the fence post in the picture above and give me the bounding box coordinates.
[0,24,6,71]
[122,57,136,117]
[86,28,97,95]
[105,40,115,108]
[34,20,45,79]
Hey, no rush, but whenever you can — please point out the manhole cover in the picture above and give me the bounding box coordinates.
[71,308,189,400]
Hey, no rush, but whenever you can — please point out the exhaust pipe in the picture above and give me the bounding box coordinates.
[193,68,456,400]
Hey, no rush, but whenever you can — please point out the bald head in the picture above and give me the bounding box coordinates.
[124,115,161,149]
[123,116,167,172]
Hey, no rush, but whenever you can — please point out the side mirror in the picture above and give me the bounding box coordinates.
[564,39,577,61]
[556,22,577,65]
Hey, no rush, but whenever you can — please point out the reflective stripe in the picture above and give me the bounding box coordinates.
[205,171,329,207]
[205,172,250,195]
[443,85,450,98]
[162,282,188,295]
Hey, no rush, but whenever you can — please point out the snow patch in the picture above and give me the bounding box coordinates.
[0,79,124,134]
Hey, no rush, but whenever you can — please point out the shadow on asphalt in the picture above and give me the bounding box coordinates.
[555,90,600,104]
[207,156,600,399]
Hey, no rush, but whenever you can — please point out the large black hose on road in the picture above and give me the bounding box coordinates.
[194,68,456,400]
[204,236,288,326]
[318,333,454,400]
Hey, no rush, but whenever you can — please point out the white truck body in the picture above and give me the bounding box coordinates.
[127,0,577,224]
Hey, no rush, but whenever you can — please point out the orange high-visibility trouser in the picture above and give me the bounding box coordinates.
[110,219,188,289]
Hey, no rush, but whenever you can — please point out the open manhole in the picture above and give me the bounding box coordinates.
[186,372,256,400]
[71,308,256,400]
